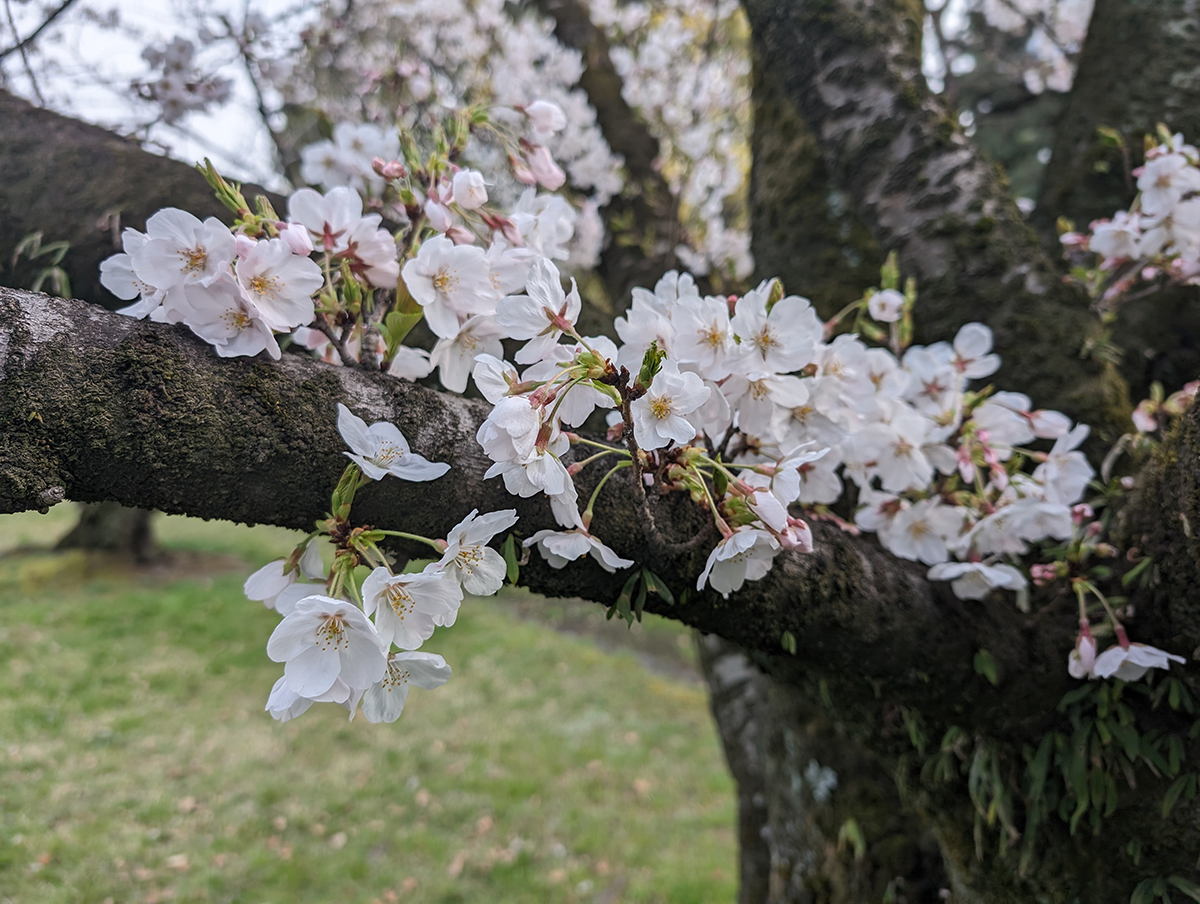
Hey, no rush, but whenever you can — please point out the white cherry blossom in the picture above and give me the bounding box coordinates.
[337,404,451,481]
[524,529,634,572]
[361,567,463,650]
[697,528,780,598]
[361,652,452,724]
[266,596,388,696]
[437,508,520,596]
[631,364,710,451]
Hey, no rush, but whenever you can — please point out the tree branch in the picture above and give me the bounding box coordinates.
[0,286,1076,732]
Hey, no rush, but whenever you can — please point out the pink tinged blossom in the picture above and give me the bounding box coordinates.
[1033,424,1094,505]
[345,220,400,289]
[952,323,1000,379]
[452,170,489,210]
[477,396,543,463]
[372,158,405,180]
[1137,153,1200,216]
[868,288,905,323]
[926,561,1027,600]
[472,354,523,405]
[523,529,635,573]
[436,508,519,596]
[525,144,566,190]
[1068,622,1097,679]
[737,473,790,532]
[697,528,781,598]
[769,443,831,504]
[882,499,958,565]
[1030,563,1060,587]
[446,226,475,245]
[235,238,323,331]
[778,517,814,552]
[425,199,453,233]
[265,674,360,722]
[631,365,711,451]
[163,278,281,360]
[523,99,568,134]
[336,403,451,482]
[430,313,504,393]
[495,257,582,364]
[131,209,236,290]
[287,186,366,252]
[361,652,452,724]
[1088,211,1140,262]
[671,295,735,375]
[485,446,572,499]
[1093,638,1185,682]
[361,567,463,650]
[266,595,389,696]
[1132,400,1159,433]
[401,236,495,339]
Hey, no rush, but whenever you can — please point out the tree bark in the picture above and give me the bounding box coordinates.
[740,0,1129,439]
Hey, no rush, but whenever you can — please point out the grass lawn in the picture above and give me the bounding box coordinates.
[0,508,736,903]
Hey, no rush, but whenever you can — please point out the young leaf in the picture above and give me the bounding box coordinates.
[502,534,519,584]
[642,570,675,606]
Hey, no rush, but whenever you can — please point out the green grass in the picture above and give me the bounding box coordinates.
[0,509,736,903]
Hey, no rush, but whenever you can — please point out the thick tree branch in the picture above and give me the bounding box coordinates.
[0,286,1077,731]
[739,0,1128,437]
[0,90,282,310]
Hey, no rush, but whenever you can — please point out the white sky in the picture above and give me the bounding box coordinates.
[2,0,309,188]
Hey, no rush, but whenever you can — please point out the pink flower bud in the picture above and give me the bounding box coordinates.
[522,99,567,134]
[1071,503,1094,525]
[372,157,406,180]
[524,144,566,191]
[445,226,476,245]
[509,153,537,186]
[234,234,257,258]
[778,517,814,552]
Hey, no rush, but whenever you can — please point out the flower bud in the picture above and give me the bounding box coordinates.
[522,99,567,134]
[424,199,453,233]
[868,288,904,323]
[525,144,566,191]
[445,225,476,245]
[372,157,406,179]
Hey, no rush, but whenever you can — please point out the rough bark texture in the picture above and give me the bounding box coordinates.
[0,90,282,312]
[698,636,948,904]
[740,0,1129,439]
[749,50,883,316]
[1035,0,1200,400]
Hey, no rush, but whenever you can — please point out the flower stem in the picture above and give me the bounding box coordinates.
[584,460,631,519]
[376,530,446,554]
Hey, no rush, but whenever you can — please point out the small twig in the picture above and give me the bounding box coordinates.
[0,0,77,62]
[3,0,46,104]
[312,315,356,366]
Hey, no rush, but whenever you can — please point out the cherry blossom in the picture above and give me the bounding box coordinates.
[266,595,389,697]
[361,652,452,724]
[437,509,520,595]
[337,404,451,482]
[524,529,635,572]
[631,364,710,451]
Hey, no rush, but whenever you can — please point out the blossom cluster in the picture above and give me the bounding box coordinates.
[98,187,399,361]
[245,405,518,724]
[1064,130,1200,307]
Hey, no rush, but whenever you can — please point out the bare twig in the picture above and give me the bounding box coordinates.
[2,0,46,104]
[0,0,78,62]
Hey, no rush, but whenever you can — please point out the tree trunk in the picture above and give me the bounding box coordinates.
[1035,0,1200,400]
[698,635,948,903]
[54,502,156,562]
